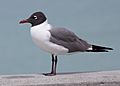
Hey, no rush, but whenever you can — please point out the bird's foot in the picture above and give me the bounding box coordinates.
[43,72,56,76]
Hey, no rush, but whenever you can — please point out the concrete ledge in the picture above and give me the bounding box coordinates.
[0,70,120,86]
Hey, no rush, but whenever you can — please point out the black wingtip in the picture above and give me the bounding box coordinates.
[86,45,113,52]
[92,45,113,51]
[108,47,113,50]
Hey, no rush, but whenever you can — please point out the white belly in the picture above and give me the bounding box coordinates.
[30,28,68,55]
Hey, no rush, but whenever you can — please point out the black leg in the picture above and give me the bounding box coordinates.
[51,54,54,74]
[43,54,57,76]
[54,55,58,75]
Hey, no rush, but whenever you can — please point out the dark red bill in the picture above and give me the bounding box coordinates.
[19,19,28,24]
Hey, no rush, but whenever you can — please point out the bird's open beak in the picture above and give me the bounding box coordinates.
[19,19,28,24]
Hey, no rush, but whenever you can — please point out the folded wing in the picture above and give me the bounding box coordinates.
[49,28,91,53]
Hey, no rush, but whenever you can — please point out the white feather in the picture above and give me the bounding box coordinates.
[30,20,68,55]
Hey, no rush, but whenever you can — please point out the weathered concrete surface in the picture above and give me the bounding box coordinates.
[0,70,120,86]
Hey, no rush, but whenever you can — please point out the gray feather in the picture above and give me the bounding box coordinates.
[49,27,91,53]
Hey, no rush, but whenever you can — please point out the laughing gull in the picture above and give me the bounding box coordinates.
[19,11,113,76]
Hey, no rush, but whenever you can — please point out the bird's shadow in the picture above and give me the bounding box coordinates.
[37,71,99,76]
[2,71,101,79]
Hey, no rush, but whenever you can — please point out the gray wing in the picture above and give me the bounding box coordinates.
[49,27,91,53]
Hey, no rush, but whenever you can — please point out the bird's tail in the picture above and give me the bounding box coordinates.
[86,45,113,52]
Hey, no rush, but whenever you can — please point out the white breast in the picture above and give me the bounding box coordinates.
[30,21,68,55]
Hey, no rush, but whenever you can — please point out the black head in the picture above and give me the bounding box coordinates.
[19,12,47,27]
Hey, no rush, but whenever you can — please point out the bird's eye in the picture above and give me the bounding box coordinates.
[32,16,37,20]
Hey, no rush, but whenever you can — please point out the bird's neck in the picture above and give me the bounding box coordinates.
[31,20,52,31]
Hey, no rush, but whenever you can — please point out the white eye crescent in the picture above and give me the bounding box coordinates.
[33,16,37,19]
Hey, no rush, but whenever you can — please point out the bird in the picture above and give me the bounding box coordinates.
[19,11,113,76]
